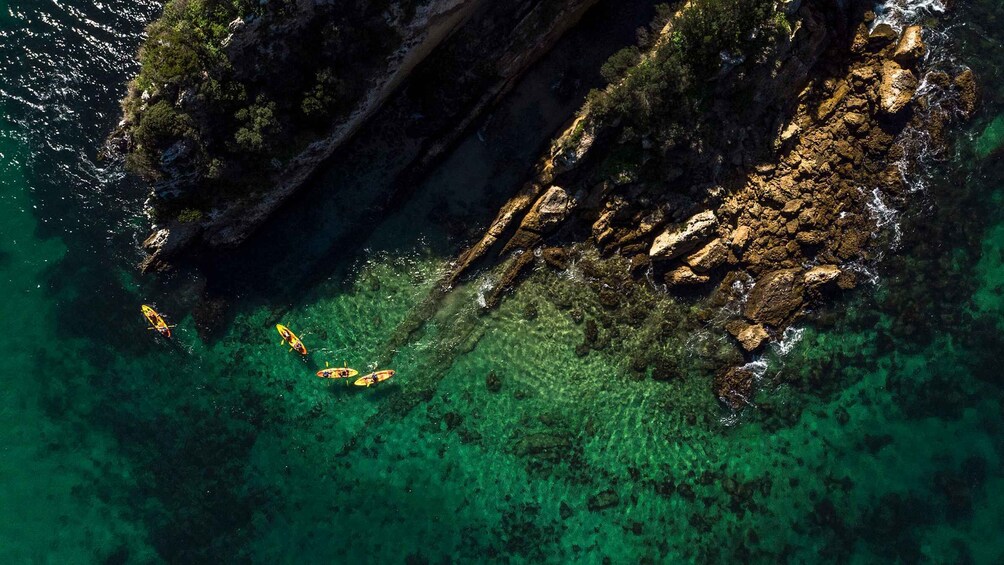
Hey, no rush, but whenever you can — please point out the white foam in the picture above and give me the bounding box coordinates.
[873,0,946,31]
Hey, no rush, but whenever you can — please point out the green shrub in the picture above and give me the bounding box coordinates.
[601,47,641,84]
[177,208,204,223]
[234,96,279,153]
[134,100,192,150]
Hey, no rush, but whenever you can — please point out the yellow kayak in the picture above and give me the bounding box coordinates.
[276,324,307,355]
[354,370,395,387]
[317,365,359,379]
[141,305,172,338]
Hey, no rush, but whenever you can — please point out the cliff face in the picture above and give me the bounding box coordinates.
[113,0,601,271]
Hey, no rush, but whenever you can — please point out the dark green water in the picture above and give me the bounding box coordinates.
[2,0,1004,562]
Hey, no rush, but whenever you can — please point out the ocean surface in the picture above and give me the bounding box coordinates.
[2,0,1003,562]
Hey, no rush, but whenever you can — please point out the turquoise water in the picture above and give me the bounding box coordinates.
[2,0,1004,562]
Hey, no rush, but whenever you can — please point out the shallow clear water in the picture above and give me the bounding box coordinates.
[2,0,1004,562]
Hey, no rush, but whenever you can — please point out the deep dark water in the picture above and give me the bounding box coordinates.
[2,0,1004,562]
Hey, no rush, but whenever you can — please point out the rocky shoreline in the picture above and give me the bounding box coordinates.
[442,0,975,408]
[113,0,603,272]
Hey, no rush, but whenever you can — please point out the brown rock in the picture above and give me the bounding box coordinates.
[817,82,850,121]
[714,367,756,411]
[649,211,718,260]
[868,23,898,48]
[954,69,978,118]
[521,186,576,234]
[893,25,926,66]
[730,226,752,251]
[804,265,841,288]
[844,112,867,131]
[665,265,710,287]
[726,320,770,352]
[744,268,805,327]
[879,61,918,115]
[685,238,728,273]
[540,247,568,271]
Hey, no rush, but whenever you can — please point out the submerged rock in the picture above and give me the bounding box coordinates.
[714,367,756,411]
[587,489,619,511]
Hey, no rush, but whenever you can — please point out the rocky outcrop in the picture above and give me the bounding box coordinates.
[879,60,919,115]
[650,211,718,260]
[127,0,603,270]
[893,25,926,66]
[744,268,805,328]
[503,186,578,253]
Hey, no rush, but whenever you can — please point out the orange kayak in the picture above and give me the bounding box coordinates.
[276,324,307,355]
[141,304,171,338]
[354,370,395,387]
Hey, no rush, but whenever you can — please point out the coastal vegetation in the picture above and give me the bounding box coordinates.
[120,0,415,217]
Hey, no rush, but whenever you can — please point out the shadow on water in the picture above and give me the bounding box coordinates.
[193,0,660,314]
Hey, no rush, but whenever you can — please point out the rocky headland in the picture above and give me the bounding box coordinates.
[441,0,976,408]
[115,0,975,410]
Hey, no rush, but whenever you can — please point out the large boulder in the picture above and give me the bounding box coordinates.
[744,268,805,327]
[665,265,710,287]
[893,25,926,66]
[726,320,770,352]
[685,238,729,273]
[521,185,576,233]
[649,210,718,260]
[879,61,918,115]
[804,264,841,289]
[503,186,577,252]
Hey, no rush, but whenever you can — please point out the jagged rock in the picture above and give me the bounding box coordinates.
[665,265,710,287]
[843,112,867,130]
[726,320,770,352]
[954,69,978,118]
[879,61,918,115]
[744,268,805,327]
[868,23,898,47]
[649,211,718,260]
[540,247,569,271]
[523,186,576,234]
[587,490,619,511]
[730,225,752,251]
[685,238,728,273]
[503,186,577,252]
[714,367,756,411]
[804,264,841,288]
[893,25,926,66]
[816,82,850,121]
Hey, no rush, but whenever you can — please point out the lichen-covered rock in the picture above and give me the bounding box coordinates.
[744,268,805,327]
[649,211,718,260]
[522,186,577,234]
[893,25,926,66]
[879,61,918,115]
